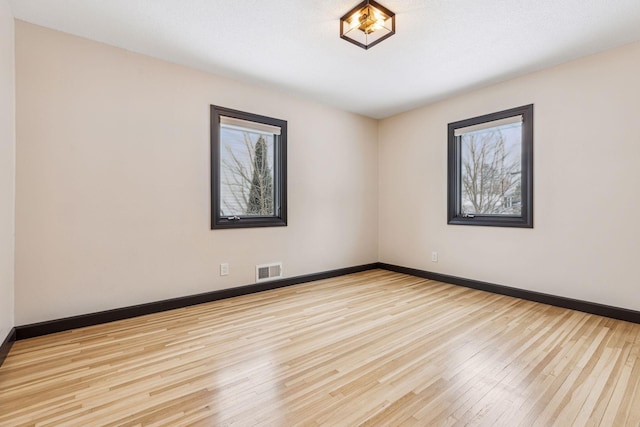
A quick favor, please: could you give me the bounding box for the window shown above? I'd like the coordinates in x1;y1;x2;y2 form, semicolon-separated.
211;106;287;229
448;104;533;228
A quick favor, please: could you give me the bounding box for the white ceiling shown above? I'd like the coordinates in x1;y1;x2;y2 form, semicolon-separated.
9;0;640;118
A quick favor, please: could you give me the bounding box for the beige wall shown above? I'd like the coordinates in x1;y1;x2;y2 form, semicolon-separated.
379;41;640;311
14;22;379;325
0;0;15;341
13;19;640;326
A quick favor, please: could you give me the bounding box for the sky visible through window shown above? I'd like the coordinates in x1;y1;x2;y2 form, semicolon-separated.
460;122;522;216
220;127;275;217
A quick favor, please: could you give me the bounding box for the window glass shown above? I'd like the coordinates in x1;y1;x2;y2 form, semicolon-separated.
448;104;533;228
211;106;287;229
220;125;275;217
460;120;522;216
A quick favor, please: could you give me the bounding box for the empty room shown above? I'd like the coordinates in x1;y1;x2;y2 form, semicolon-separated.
2;0;640;425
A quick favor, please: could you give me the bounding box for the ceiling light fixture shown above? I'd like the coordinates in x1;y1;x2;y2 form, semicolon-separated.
340;0;395;50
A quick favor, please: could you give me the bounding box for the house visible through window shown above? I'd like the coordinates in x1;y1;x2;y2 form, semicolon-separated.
211;106;287;229
448;104;533;228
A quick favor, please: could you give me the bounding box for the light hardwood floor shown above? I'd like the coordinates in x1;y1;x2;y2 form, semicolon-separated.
1;270;640;426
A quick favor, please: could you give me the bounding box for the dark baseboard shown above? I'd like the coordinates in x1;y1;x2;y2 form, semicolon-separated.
378;263;640;324
15;263;380;340
15;261;639;341
0;328;16;368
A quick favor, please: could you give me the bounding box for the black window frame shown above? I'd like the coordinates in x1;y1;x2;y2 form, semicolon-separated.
211;105;287;229
447;104;533;228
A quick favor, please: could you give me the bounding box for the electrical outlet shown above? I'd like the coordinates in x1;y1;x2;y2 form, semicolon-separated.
220;263;229;276
431;252;438;262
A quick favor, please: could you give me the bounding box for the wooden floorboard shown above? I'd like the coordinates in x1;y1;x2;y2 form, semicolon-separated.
1;270;640;426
